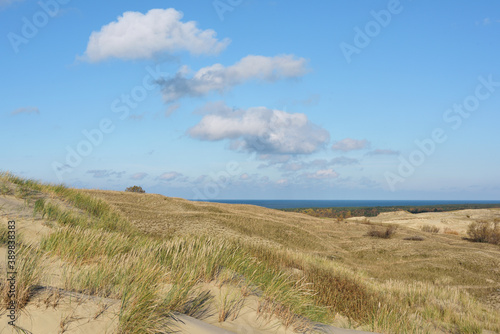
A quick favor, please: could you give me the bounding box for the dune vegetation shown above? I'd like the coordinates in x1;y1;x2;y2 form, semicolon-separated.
0;172;499;333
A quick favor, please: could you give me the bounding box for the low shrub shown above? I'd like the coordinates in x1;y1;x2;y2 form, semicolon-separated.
403;235;425;241
466;220;500;245
421;225;440;233
366;225;397;239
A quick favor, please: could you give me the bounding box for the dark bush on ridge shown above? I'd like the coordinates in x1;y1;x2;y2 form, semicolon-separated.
125;186;146;193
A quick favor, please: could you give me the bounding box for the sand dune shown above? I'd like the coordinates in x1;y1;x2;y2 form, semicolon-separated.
0;193;381;334
349;208;500;235
1;186;498;333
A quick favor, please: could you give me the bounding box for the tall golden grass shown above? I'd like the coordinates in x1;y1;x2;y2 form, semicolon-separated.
1;172;499;333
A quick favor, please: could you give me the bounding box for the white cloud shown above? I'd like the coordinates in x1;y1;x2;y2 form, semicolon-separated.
293;94;320;106
189;102;329;155
276;179;288;185
87;170;125;178
80;8;230;62
304;168;338;179
366;149;399;156
130;172;148;180
11;107;39;115
158;171;183;181
331;138;369;152
158;54;309;102
277;157;359;171
165;104;180;117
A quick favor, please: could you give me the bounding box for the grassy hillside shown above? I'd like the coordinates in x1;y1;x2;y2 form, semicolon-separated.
1;172;499;333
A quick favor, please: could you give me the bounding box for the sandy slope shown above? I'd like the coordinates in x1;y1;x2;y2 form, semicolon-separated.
0;290;120;334
0;195;120;333
1;194;381;334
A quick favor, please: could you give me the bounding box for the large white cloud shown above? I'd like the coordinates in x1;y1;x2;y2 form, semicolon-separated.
189;102;329;155
81;8;230;62
159;54;308;102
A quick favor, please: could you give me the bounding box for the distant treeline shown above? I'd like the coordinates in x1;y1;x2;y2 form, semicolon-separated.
281;203;500;219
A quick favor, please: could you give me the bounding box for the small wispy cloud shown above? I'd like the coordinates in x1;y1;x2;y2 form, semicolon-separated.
87;169;125;178
331;138;369;152
272;156;359;171
366;149;400;156
276;179;288;186
157;171;184;181
165;103;180;117
11;107;39;116
476;17;499;26
0;0;23;8
130;172;148;180
292;94;320;106
302;168;338;180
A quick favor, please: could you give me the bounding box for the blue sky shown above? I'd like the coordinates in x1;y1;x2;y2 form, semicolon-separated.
1;0;500;200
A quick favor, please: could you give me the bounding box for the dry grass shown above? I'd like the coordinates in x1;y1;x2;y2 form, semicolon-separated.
421;224;441;233
2;172;500;334
217;289;244;322
443;228;459;235
0;244;45;309
81;189;330;251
